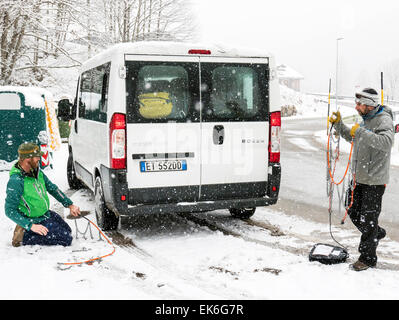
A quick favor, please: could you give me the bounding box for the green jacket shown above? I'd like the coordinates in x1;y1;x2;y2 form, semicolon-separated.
5;163;73;231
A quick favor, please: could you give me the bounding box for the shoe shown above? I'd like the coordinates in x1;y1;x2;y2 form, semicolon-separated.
350;260;373;271
12;225;25;247
377;228;386;240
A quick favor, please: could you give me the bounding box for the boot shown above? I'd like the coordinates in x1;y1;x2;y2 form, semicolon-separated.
377;227;386;240
350;260;373;272
12;225;25;247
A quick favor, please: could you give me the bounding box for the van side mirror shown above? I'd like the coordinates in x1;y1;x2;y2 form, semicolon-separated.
57;99;74;121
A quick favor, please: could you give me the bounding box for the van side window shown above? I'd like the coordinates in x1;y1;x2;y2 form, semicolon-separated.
99;63;110;114
79;62;110;123
79;70;91;119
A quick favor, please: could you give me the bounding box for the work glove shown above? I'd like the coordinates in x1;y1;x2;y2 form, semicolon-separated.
329;111;341;125
350;123;360;137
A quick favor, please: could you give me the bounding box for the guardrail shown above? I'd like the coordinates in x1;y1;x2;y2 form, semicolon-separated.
342;114;361;124
342;111;399;124
306;92;399;106
306;93;354;100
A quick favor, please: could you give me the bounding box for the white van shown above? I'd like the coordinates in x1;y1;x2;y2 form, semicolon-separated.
58;42;282;230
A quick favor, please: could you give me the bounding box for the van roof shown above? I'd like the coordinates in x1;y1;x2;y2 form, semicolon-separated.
83;41;273;68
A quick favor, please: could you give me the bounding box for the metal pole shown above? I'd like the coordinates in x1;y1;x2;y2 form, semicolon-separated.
327;78;332;136
336;37;344;110
381;72;384;105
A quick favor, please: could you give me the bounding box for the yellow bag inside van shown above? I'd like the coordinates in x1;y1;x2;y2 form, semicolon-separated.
138;92;173;119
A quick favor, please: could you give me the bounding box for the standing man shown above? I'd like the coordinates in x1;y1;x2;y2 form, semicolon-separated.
5;142;81;247
329;88;394;271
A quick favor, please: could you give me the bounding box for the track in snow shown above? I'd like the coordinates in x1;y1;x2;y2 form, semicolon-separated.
55;189;399;272
176;211;399;272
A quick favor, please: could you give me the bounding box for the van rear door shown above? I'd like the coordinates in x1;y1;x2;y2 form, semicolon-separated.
199;57;269;200
125;55;201;204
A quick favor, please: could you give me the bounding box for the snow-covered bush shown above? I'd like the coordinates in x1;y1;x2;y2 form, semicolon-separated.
280;84;327;118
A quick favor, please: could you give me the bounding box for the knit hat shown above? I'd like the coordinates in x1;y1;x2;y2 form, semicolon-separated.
18;142;44;159
355;88;379;107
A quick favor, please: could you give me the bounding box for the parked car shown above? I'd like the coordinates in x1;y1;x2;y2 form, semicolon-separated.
0;86;61;169
57;41;282;230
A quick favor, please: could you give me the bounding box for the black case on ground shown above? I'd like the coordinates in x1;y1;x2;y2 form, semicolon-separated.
309;243;349;265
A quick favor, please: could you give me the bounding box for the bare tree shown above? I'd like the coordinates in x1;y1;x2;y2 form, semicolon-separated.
0;0;84;84
98;0;197;44
0;1;29;84
384;59;399;102
0;0;197;85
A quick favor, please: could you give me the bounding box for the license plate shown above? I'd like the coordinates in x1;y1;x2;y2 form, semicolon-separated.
140;160;187;172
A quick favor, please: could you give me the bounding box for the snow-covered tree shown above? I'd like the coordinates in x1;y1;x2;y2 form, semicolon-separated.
97;0;196;44
384;59;399;101
0;0;81;84
0;0;197;85
0;0;30;84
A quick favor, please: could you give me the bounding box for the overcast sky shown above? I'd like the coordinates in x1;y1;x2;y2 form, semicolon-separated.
192;0;399;96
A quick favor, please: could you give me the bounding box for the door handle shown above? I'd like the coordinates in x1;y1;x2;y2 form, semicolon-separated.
213;125;224;145
74;120;78;134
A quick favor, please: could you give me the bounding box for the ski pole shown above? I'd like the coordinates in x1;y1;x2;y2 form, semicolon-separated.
381;72;384;105
326;79;332;197
327;78;332;136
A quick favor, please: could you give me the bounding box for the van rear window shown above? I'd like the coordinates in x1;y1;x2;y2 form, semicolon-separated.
126;61;268;123
0;93;21;110
126;62;199;123
201;63;268;122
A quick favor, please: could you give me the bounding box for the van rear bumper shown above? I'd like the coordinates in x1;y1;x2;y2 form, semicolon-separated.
101;164;281;217
125;196;277;216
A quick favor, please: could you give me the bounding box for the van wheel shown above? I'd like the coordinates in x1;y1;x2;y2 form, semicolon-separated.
229;208;256;220
94;176;119;231
67;153;83;190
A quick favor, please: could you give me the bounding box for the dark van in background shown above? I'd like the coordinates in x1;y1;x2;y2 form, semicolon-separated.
0;86;61;170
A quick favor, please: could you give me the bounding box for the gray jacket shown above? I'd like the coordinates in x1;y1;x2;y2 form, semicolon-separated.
334;105;394;185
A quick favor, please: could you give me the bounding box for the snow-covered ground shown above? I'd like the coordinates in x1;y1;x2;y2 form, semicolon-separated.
1;146;399;300
1;87;399;301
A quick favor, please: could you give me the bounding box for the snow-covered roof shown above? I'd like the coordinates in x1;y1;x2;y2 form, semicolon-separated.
0;86;54;109
83;41;274;67
277;64;304;80
0;85;61;151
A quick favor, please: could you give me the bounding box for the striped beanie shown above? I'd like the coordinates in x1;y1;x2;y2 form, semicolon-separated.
18;142;44;159
355;88;379;107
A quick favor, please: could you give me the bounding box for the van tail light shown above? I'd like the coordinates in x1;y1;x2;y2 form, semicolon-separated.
268;111;281;163
110;113;126;169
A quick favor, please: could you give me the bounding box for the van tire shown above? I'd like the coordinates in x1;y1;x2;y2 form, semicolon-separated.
229;207;256;220
94;176;119;231
67;153;84;190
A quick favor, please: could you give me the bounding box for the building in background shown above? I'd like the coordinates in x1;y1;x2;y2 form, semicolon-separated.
277;64;304;92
